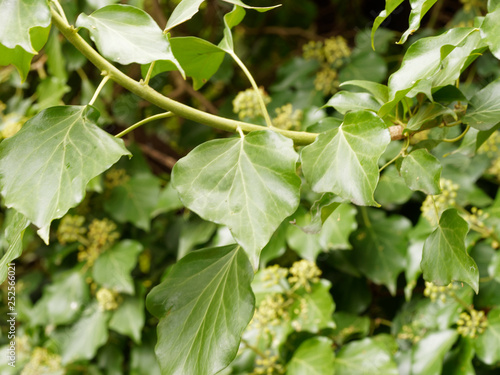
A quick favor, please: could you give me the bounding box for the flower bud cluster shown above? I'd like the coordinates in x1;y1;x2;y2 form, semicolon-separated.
456;309;488;338
96;287;121;311
261;264;288;287
105;168;130;189
288;259;322;292
253;294;290;330
251;352;285;375
77;218;120;266
314;67;340;95
397;324;422;344
421;178;459;225
423;281;458;303
57;215;86;244
272;104;303;130
0;112;26;139
478;131;500;158
22;347;63;375
232;87;271;120
463;206;490;229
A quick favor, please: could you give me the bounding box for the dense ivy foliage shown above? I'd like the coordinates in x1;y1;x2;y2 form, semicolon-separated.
1;0;500;374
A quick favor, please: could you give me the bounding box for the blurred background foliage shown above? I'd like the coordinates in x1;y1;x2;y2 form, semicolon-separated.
1;0;500;374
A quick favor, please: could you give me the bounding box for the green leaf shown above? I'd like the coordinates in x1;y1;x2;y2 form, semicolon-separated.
379;28;477;117
370;0;404;50
338;50;387;84
400;149;442;195
104;174;161;231
331;312;370;345
287;208;322;261
398;0;438;45
222;0;280;12
287;337;335;375
0;0;51;53
489;252;500;282
93;240;143;294
324;91;381;114
0;210;29;283
146;245;255;375
171;131;300;267
151;183;183;217
410;330;458;375
480;6;500;60
421;209;479;293
165;0;205;31
259;222;287;267
301;110;391;206
219;5;246;52
475;307;500;365
340;80;389;103
61;303;111;364
442;337;475;375
374;165;413;207
0;106;130;242
76;4;183;71
298;193;342;235
349;211;411;295
319;203;357;250
463;78;500;131
109;296;145;344
177;218;217;259
290;280;336;333
333;337;398;375
406;102;457;131
489;0;500;11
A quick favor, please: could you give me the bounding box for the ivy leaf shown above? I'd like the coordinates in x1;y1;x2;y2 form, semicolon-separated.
93;240;143;294
301;110;391;206
421;209;479;293
76;4;184;71
442;337;475;375
0;210;29;283
319;203;357;250
370;0;404;50
400;149;442;195
222;0;280;12
0;0;51;53
219;5;246;52
349;211;411;295
287;337;335;375
333;337;398;375
463;78;500;131
146;245;255;375
324;91;381;114
104;174;161;231
374;166;413;207
0;26;50;81
398;0;438;45
411;330;458;375
61;303;111;364
406;102;457;131
475;307;500;365
109;296;145;344
481;6;500;59
338;50;387;84
379;28;477;116
171;131;300;267
142;37;225;90
340;80;389;103
165;0;205;31
0;106;130;242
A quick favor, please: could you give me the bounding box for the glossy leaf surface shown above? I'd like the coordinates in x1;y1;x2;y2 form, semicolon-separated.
287;337;335;375
463;78;500;131
400;149;442;195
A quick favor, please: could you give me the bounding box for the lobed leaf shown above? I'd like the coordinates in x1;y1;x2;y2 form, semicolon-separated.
370;0;404;50
400;149;442;195
421;209;479;293
411;330;458;375
481;6;500;60
398;0;438;45
287;337;335;375
463;78;500;131
0;105;130;242
171;130;300;267
146;245;254;375
325;91;381;114
301;110;391;206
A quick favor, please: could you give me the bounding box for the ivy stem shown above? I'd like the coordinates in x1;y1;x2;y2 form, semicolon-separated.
360;206;372;228
241;338;267;358
50;0;69;25
88;74;110;106
49;8;317;145
229;52;274;128
143;61;156;86
115;112;174;138
431;196;440;223
450;292;474;313
379;135;409;173
442;125;470;143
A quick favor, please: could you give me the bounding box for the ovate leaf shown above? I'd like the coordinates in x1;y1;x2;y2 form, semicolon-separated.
340;80;389;103
301;110;391;206
463;78;500;131
287;337;335;375
0;210;29;283
480;6;500;59
76;4;183;71
400;149;442;195
93;240;143;294
333;337;398;375
421;209;479;293
219;5;246;52
319;203;357;250
398;0;439;45
165;0;205;31
411;330;458;375
0;0;51;53
406;102;457;131
0;106;130;240
370;0;405;50
109;296;145;344
475;307;500;365
146;245;255;375
172;131;300;267
324;91;381;114
349;211;411;295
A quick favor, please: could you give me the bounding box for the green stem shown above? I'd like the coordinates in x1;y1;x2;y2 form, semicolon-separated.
115;112;174;138
143;61;156;86
431;196;440;223
51;0;69;25
442;125;470;143
379;136;409;173
241;338;267;358
89;74;110;106
450;292;473;313
50;9;318;144
230;52;274;128
360;206;372;228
